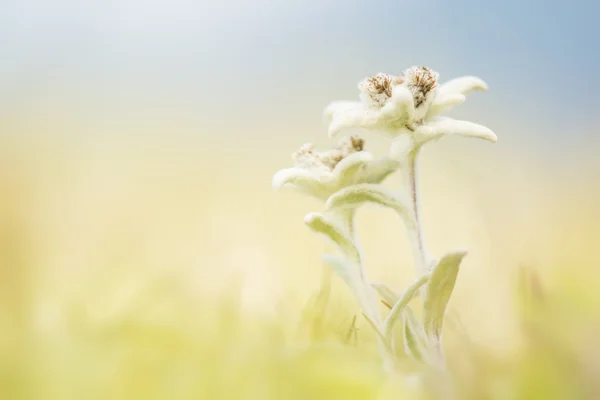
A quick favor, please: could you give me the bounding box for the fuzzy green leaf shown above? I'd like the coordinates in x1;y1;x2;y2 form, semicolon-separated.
403;307;427;361
372;283;400;308
361;313;393;354
321;254;360;298
304;212;360;264
325;184;413;226
423;251;467;339
383;274;430;339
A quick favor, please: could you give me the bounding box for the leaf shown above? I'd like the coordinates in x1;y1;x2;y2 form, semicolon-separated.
372;283;400;307
321;254;379;328
362;313;393;354
423;251;467;339
325;184;413;227
304;213;361;264
383;274;431;339
321;254;360;299
344;315;358;345
403;307;427;361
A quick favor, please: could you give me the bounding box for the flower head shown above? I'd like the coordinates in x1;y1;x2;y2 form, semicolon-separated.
292;136;364;174
273;136;399;200
325;67;496;148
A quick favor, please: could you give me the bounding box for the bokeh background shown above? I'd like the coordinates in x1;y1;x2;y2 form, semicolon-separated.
1;1;600;399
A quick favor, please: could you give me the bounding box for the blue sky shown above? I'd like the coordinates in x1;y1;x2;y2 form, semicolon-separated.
1;0;598;154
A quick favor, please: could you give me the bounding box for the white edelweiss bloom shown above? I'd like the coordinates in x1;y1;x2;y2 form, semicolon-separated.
326;66;496;147
272;136;400;201
324;72;413;138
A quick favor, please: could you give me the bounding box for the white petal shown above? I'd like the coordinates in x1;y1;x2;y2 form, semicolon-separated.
323;101;363;123
331;151;373;185
438;76;488;97
389;134;416;160
272;168;329;198
379;84;414;122
427;93;466;117
361;156;401;184
415;117;497;144
327;106;381;139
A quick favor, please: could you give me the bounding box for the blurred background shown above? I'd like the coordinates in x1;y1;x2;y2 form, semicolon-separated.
1;0;600;399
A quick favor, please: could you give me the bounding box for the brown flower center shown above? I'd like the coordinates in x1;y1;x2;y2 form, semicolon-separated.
404;66;439;107
293;136;365;172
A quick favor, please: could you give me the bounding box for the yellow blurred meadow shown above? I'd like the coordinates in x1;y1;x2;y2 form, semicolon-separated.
1;108;600;399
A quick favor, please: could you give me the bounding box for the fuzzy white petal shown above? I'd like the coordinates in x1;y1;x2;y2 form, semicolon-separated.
332;151;373;185
272;168;314;191
427;93;466;117
379;84;414;122
414;117;497;144
272;168;329;198
327;106;381;139
323;101;363;123
413;86;439;122
362;156;401;184
438;76;488;97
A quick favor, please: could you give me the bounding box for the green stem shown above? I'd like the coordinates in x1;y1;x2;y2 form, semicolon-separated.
335;209;395;370
399;146;448;372
399;147;433;277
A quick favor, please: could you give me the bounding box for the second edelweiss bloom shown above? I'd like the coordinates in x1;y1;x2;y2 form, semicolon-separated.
325;66;497;146
272;136;399;201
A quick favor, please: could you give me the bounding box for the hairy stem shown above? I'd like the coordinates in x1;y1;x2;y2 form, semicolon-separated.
335;209;394;369
399;146;449;372
399;147;433;277
334;209;380;320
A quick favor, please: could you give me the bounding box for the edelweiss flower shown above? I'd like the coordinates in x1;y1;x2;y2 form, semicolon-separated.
272;136;400;201
325;66;497;146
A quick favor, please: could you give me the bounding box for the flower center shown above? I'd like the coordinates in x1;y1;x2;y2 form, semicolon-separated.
358;73;403;108
404;66;439;108
293;136;365;173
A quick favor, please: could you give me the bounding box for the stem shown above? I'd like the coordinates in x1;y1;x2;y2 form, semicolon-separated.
339;210;381;320
339;208;356;239
335;209;394;370
399;146;449;373
334;210;377;317
399;147;433;277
